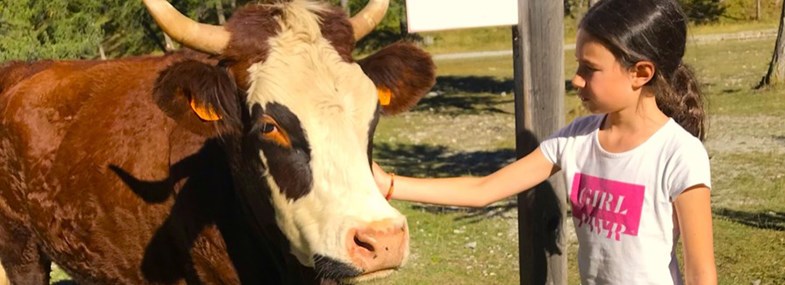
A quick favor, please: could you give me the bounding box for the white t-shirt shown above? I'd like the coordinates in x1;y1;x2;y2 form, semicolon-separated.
540;114;711;285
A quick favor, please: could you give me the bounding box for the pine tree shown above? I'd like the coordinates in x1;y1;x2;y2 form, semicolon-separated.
0;0;104;61
0;0;39;60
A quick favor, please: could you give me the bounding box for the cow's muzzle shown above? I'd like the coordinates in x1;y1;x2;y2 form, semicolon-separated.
313;218;409;282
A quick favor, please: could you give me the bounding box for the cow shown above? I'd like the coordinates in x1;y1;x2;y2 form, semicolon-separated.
0;0;435;284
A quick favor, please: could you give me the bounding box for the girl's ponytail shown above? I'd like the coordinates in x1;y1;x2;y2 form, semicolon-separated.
656;64;706;141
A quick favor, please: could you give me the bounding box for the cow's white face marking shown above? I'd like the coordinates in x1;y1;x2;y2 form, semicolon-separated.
244;1;406;268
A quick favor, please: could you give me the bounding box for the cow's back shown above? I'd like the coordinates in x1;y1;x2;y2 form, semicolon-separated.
0;57;167;219
0;54;239;284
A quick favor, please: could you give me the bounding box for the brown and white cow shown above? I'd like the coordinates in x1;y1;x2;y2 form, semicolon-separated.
0;0;435;284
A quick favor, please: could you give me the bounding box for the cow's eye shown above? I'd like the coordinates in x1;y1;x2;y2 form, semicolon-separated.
260;115;291;148
261;123;276;134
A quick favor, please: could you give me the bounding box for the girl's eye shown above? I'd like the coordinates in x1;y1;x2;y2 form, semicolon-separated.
262;123;276;134
577;64;597;75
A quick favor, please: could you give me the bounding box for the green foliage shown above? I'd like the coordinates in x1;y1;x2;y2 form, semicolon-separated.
721;0;784;22
0;0;104;61
325;0;410;53
563;0;585;19
679;0;727;24
99;0;253;58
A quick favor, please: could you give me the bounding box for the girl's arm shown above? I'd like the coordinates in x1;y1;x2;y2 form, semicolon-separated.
674;185;717;285
373;147;559;208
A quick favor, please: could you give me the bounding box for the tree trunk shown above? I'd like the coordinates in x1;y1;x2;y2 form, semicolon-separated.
757;0;762;21
164;34;176;52
216;0;226;24
399;2;408;36
341;0;349;13
99;44;107;60
758;1;785;88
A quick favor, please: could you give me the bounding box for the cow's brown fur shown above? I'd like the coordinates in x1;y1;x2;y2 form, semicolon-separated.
0;1;435;284
1;53;239;284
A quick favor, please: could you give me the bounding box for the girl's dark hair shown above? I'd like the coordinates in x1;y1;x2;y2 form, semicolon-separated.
580;0;706;141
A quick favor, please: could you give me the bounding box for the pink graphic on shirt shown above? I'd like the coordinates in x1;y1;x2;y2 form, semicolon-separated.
570;173;645;241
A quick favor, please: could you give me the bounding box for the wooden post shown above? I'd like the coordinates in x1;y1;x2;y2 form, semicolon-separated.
513;0;567;284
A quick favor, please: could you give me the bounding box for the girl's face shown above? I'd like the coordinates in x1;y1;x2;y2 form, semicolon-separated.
571;30;638;114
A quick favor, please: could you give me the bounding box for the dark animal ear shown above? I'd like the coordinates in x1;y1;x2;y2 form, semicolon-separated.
358;41;436;115
153;60;241;136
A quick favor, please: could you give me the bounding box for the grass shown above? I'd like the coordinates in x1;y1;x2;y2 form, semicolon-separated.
368;31;785;284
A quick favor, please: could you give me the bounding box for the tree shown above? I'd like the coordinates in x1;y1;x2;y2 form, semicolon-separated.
0;0;408;61
97;0;251;58
0;0;104;61
758;1;785;88
215;0;227;24
337;0;410;53
340;0;350;13
678;0;726;24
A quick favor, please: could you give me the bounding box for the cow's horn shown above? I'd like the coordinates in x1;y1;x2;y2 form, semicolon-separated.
142;0;230;54
348;0;390;40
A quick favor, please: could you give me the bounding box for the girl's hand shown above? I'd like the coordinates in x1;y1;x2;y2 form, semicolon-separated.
371;161;392;196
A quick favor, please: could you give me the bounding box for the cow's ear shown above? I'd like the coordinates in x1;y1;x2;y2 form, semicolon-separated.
358;41;436;115
153;60;241;136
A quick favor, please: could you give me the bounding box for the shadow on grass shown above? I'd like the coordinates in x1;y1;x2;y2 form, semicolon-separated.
413;76;513;115
417;76;579;116
433;76;579;93
410;200;519;224
373;142;515;178
714;208;785;231
773;135;785;145
52;281;77;285
434;76;514;94
373;142;517;223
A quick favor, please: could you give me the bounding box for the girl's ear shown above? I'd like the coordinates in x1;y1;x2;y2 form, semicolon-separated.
631;61;655;88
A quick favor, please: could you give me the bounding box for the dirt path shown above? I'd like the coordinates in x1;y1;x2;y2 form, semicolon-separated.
432;29;778;61
705;115;785;154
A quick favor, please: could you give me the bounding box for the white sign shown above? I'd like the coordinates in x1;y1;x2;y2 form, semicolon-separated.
406;0;519;33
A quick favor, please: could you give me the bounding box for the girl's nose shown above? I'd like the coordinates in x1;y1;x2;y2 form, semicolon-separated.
571;74;585;89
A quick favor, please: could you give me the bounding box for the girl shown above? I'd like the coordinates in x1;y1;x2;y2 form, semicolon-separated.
372;0;716;284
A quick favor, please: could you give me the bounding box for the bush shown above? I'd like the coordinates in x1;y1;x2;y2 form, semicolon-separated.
679;0;727;24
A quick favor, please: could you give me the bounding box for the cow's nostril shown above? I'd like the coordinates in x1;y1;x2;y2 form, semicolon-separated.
354;234;375;252
346;221;408;274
